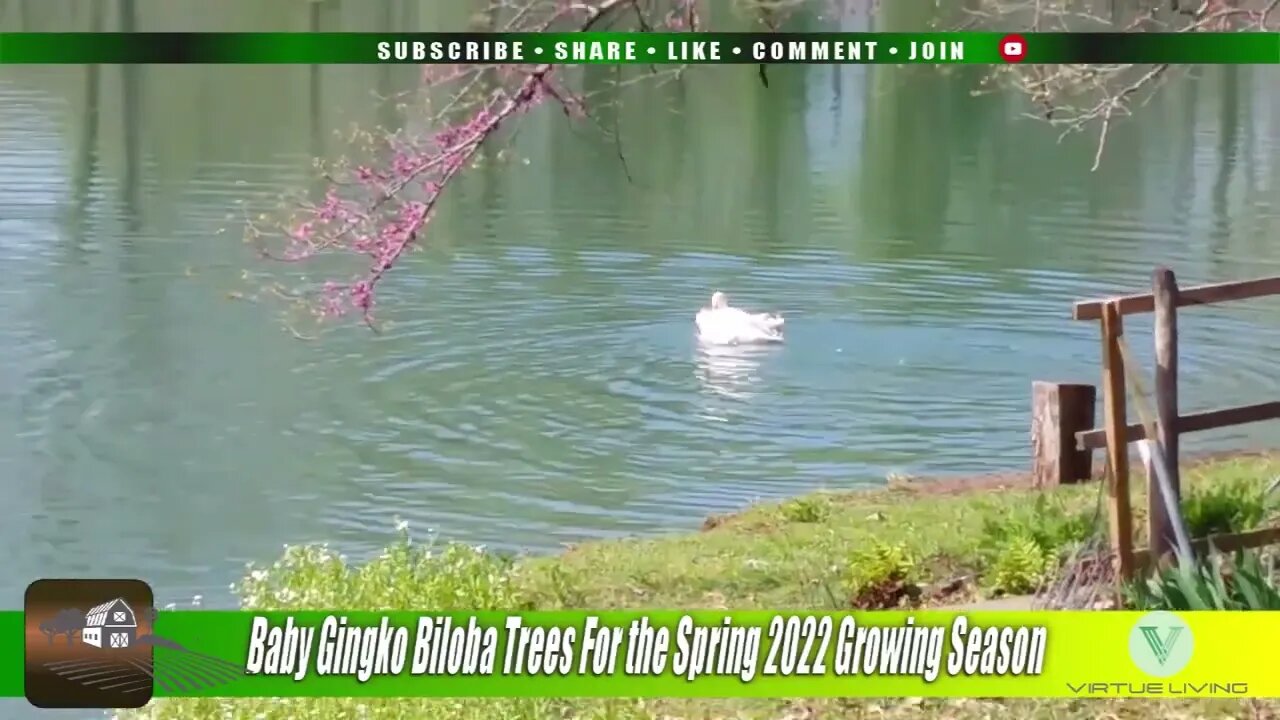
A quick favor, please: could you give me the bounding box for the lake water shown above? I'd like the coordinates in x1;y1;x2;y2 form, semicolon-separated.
2;0;1279;624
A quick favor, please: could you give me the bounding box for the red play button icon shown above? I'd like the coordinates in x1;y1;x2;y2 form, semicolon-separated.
999;34;1027;63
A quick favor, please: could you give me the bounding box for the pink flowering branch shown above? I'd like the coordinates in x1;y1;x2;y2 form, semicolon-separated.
245;0;705;329
243;0;808;330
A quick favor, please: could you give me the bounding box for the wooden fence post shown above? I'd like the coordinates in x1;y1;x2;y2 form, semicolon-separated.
1150;267;1182;564
1101;301;1135;581
1031;381;1097;487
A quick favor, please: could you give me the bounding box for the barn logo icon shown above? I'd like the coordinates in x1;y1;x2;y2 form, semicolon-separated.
82;598;138;649
25;579;243;709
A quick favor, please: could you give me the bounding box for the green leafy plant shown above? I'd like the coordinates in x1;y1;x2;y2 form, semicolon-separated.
987;534;1052;595
847;541;918;608
780;496;831;523
1180;479;1271;539
1126;548;1280;611
977;494;1092;568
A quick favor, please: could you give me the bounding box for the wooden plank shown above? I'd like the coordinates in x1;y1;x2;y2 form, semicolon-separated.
1101;302;1135;581
1073;275;1280;321
1149;267;1181;563
1031;382;1097;487
1075;400;1280;451
1134;526;1280;570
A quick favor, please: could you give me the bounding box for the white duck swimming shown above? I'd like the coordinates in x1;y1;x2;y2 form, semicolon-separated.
695;291;784;345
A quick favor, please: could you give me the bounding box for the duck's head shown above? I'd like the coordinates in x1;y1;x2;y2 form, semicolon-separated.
710;291;727;309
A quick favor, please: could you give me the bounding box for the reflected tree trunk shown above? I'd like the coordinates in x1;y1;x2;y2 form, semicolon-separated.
69;0;106;257
1209;65;1239;267
1239;69;1257;205
112;0;171;393
309;1;323;158
754;70;784;252
1169;76;1199;232
859;66;952;259
120;0;142;235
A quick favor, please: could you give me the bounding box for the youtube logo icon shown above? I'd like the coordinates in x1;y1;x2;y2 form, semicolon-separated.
999;34;1027;63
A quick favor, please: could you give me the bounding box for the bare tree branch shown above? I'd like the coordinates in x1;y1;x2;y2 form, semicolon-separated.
954;0;1276;172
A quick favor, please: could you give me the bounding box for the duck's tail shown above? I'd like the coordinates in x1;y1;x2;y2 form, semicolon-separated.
759;314;785;330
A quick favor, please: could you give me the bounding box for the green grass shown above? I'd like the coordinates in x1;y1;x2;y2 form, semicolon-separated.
119;453;1280;720
1180;473;1278;538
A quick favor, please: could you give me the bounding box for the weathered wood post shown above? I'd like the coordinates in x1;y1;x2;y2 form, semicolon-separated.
1031;381;1097;487
1150;267;1182;565
1101;301;1135;581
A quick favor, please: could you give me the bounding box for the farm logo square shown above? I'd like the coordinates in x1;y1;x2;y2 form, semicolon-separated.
24;578;155;708
25;578;245;708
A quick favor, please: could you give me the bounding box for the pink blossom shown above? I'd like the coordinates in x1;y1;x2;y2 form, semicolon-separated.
352;232;378;256
400;201;428;224
350;281;373;313
316;189;343;222
391;152;423;178
434;126;462;149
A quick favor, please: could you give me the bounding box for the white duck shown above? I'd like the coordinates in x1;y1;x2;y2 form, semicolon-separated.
695;291;784;345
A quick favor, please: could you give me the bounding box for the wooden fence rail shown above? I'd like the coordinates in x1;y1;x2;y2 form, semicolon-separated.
1031;269;1280;580
1075;401;1280;450
1072;275;1280;321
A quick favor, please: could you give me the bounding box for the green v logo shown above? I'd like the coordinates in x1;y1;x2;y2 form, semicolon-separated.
1139;626;1183;665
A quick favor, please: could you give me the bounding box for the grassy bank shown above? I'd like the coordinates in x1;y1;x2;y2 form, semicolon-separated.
122;453;1280;720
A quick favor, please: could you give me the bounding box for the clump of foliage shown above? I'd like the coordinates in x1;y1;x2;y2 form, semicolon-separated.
975;494;1093;585
848;540;919;609
986;534;1053;596
233;524;524;612
1179;477;1273;539
1126;549;1280;611
780;496;831;523
117;523;654;720
977;491;1090;561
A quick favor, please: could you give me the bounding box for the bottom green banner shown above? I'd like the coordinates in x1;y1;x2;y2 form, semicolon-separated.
12;608;1279;702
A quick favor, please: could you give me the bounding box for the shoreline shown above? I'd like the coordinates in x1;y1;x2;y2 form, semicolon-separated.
700;446;1276;530
125;449;1280;720
873;446;1276;496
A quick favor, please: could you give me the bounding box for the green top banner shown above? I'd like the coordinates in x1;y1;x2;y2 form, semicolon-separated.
6;607;1280;709
0;32;1276;64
